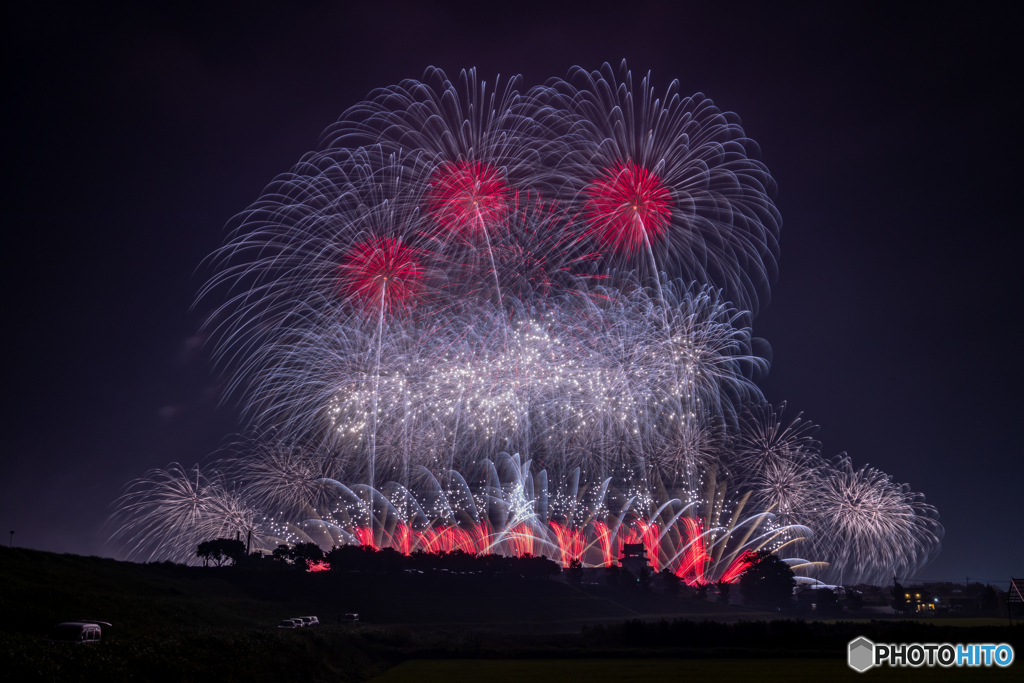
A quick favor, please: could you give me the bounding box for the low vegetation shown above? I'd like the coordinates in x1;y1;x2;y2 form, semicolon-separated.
1;547;1019;682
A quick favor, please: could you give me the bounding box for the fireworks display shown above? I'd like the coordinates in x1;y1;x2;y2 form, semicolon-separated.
114;62;942;586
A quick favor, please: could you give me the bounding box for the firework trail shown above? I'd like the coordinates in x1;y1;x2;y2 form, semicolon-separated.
239;279;764;492
113;64;941;584
197;148;428;392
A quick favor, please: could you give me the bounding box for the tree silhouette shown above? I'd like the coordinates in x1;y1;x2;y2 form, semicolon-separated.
196;538;246;567
815;587;843;616
739;549;795;610
716;579;732;604
565;558;583;586
287;542;325;569
660;569;681;596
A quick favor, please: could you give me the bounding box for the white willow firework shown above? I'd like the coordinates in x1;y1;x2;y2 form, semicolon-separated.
733;402;825;526
111;463;266;562
809;458;943;585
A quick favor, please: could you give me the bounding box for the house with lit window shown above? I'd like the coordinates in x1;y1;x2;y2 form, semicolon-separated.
901;586;935;612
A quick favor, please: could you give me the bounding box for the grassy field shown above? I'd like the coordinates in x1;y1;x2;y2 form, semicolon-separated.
1;546;1019;681
0;546;777;634
804;617;1012;628
0;546;768;681
372;658;1020;682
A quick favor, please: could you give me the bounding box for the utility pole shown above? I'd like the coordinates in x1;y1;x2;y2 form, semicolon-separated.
8;531;13;548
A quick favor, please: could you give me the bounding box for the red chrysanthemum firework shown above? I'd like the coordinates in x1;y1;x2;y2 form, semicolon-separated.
425;160;510;241
339;236;422;314
584;159;673;256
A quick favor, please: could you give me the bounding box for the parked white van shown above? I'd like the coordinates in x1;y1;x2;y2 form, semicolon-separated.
47;622;104;644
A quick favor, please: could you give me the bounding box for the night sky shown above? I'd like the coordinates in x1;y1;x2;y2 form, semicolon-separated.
4;2;1021;583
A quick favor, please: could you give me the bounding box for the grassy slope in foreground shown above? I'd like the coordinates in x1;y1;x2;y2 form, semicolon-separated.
0;546;760;681
3;547;1018;682
0;546;770;633
373;658;1020;683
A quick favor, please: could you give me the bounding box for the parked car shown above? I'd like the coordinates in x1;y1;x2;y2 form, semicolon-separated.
47;622;105;644
340;613;359;622
298;616;319;626
277;618;303;629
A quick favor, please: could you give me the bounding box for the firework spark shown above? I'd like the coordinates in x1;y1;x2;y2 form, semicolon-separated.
111;463;266;562
536;61;781;313
426;160;510;241
810;458;943;585
112;65;941;586
339;236;423;315
584;159;673;257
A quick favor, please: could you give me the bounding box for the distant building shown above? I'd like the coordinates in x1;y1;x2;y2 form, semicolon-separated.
900;587;936;613
618;543;650;576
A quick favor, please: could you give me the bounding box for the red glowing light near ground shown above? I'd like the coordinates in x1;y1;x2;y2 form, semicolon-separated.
419;526;486;555
425;160;510;241
307;560;330;572
592;521;616;567
358;524;491;556
351;525;379;549
632;518;662;572
391;524;414;556
674;517;712;584
341;517;752;583
339;236;423;314
507;524;535;558
717;550;756;584
584;159;673;256
549;520;586;564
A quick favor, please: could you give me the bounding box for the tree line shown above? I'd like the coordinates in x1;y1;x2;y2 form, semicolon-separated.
196;539;796;608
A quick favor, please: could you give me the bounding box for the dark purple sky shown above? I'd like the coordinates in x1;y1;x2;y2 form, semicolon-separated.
3;2;1021;583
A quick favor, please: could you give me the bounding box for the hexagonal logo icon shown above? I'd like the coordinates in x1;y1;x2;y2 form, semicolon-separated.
848;637;875;672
